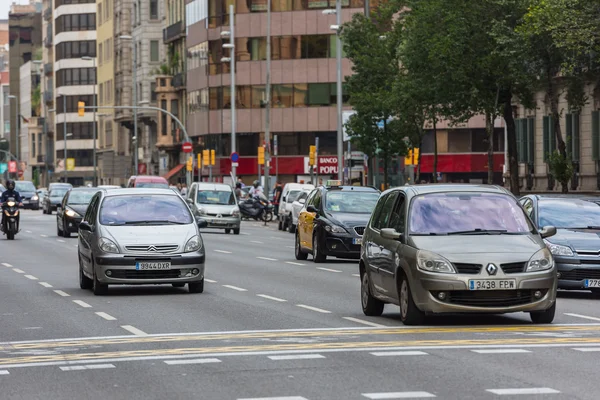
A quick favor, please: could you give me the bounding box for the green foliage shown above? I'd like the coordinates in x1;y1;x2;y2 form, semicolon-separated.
546;150;573;193
31;84;41;117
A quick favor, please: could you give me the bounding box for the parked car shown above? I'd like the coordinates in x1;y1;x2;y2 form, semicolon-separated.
127;175;169;189
97;185;121;190
36;188;48;206
49;182;73;191
360;184;558;325
289;189;313;233
57;187;99;237
77;188;208;295
15;180;40;210
186;182;241;234
277;183;315;232
43;187;69;214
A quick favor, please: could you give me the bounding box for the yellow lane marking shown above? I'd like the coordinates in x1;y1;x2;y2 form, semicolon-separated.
2;325;600;351
3;336;600;366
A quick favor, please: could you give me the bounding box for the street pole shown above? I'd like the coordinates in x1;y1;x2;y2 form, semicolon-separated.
63;94;67;183
229;4;236;183
264;0;272;197
92;59;97;186
133;41;138;176
335;0;343;181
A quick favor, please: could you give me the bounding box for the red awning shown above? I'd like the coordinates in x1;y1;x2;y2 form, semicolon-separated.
163;164;185;180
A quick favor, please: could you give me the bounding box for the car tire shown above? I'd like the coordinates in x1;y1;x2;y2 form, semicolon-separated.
63;222;71;238
233;228;240;235
361;270;384;316
79;256;93;290
278;219;283;230
295;232;308;260
188;279;204;293
225;229;231;234
312;234;326;263
57;219;63;237
398;273;425;325
530;302;556;324
172;283;186;288
92;266;109;296
288;223;296;233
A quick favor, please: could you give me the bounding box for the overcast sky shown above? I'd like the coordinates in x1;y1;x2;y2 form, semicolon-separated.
1;1;12;21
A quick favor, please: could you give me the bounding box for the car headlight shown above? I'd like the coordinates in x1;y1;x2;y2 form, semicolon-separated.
196;207;206;216
324;224;347;233
416;250;456;274
31;195;38;201
543;239;573;256
65;208;79;217
232;208;240;217
184;235;203;252
527;247;554;272
98;237;119;254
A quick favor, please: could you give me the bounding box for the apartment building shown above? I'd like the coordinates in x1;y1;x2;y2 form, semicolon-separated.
1;19;9;142
52;0;97;185
41;0;54;186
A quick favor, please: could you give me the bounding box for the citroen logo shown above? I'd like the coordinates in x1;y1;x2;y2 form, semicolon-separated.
486;263;498;276
147;246;158;252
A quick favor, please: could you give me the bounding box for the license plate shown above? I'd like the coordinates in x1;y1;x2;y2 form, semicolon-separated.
135;262;171;270
469;279;516;290
22;200;29;204
353;238;362;245
212;219;227;225
585;279;600;288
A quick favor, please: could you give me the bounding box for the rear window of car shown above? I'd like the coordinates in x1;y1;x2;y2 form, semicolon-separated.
15;181;36;192
99;194;193;225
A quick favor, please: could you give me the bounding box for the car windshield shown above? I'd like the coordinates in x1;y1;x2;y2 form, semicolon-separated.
15;181;36;192
197;190;235;205
287;190;301;202
51;189;68;198
324;191;379;213
135;182;169;188
99;194;193;225
409;192;532;235
67;190;98;205
538;199;600;228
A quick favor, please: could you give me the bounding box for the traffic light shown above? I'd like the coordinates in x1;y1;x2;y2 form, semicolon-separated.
258;146;265;165
78;101;85;117
405;149;413;166
202;149;209;166
197;153;202;168
186;156;193;172
309;145;316;166
412;148;420;165
210;149;215;166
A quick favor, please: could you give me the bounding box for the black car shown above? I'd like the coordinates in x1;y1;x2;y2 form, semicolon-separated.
56;187;99;237
296;181;380;262
520;194;600;293
15;181;40;210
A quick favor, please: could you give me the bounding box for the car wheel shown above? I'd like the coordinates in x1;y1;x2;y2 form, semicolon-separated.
63;222;71;238
530;302;556;324
312;234;326;263
233;228;240;235
79;256;92;290
225;228;231;234
288;223;296;233
398;273;425;325
295;232;308;260
172;283;186;288
278;219;283;230
361;270;384;316
57;219;63;237
92;264;109;295
188;279;204;293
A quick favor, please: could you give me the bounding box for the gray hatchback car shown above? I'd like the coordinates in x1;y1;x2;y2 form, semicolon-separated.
77;188;208;295
360;184;558;325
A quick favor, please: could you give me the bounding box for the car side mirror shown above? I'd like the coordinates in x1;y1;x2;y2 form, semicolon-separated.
186;198;194;204
79;221;93;232
539;225;557;239
299;198;306;204
196;217;208;228
282;196;286;202
381;228;403;241
306;205;318;213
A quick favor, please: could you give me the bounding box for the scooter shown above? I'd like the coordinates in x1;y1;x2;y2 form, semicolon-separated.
239;194;274;222
2;197;20;240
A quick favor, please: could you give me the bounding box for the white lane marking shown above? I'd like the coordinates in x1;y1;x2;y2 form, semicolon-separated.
343;317;388;328
39;282;53;288
121;325;148;336
25;230;31;233
238;397;308;400
362;392;436;399
240;232;250;235
352;273;360;277
268;354;325;361
250;240;264;244
95;312;117;321
40;234;48;237
1;263;12;267
472;349;531;354
0;370;9;375
12;269;25;274
214;250;232;254
74;245;78;248
573;347;600;352
296;304;331;314
257;294;287;302
222;285;248;292
285;261;305;266
164;358;221;365
60;364;116;371
370;351;429;356
286;246;294;249
486;388;560;395
316;267;342;273
205;279;217;283
73;300;92;308
57;239;65;243
23;327;42;330
257;256;277;261
564;313;600;322
24;275;38;280
53;290;70;297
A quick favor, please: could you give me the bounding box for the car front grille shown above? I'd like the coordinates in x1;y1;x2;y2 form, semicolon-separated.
560;269;600;281
443;290;540;307
109;269;182;279
501;262;527;274
453;263;482;274
125;245;179;254
353;226;365;236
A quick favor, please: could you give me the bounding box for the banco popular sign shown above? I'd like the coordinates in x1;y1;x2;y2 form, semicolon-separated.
304;156;338;175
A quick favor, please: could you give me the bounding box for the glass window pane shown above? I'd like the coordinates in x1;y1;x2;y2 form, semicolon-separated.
150;40;159;62
272;84;293;108
236;86;252;109
294;84;308;107
251;38;267;60
308;83;330;106
209;87;221;110
251;85;265;108
223;86;231;109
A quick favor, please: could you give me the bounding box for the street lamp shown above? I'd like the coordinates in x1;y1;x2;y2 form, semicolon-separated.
119;35;138;176
7;95;19;169
221;6;237;183
81;56;97;186
264;0;272;195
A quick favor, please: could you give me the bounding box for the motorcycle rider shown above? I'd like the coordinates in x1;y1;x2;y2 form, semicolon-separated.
0;180;23;232
248;180;264;198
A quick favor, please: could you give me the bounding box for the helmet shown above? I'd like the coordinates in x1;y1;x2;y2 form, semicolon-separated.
253;180;259;188
6;180;14;191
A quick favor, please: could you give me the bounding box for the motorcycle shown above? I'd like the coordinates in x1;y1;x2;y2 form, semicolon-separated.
2;197;20;240
239;193;274;222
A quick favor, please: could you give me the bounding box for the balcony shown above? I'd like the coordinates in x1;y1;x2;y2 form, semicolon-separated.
37;154;45;163
37;117;45;127
172;73;185;90
44;26;52;48
163;20;185;44
44;63;53;75
44;90;54;105
43;2;52;20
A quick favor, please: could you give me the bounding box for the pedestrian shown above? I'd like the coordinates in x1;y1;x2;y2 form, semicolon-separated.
177;183;182;193
272;181;283;216
237;178;245;188
234;182;243;200
181;183;188;197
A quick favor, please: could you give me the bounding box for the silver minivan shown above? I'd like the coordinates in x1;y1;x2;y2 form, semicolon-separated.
186;182;241;234
360;184;558;325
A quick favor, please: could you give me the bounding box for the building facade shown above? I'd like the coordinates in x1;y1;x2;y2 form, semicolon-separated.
0;20;9;142
41;0;54;186
19;60;43;182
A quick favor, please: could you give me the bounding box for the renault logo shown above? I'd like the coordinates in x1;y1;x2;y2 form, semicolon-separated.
486;263;498;275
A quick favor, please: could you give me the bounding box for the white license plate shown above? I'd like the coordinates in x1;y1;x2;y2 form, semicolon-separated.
585;279;600;288
135;262;171;270
353;238;362;245
469;279;516;290
22;200;29;204
213;219;227;224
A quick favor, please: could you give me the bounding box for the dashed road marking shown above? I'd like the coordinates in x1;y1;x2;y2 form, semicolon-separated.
257;256;277;261
240;232;250;235
0;370;8;375
564;313;600;322
486;388;560;395
352;274;360;277
60;364;116;371
12;269;25;274
343;317;388;328
238;397;308;400
39;282;53;288
286;246;294;249
296;304;331;314
573;347;600;352
24;275;38;280
121;325;148;336
257;294;287;302
370;351;429;356
96;312;117;321
57;239;65;243
214;250;232;254
1;263;12;267
164;358;221;365
40;234;48;238
222;285;248;292
362;392;436;399
285;261;305;266
53;290;70;297
205;279;217;283
472;349;531;354
316;267;341;273
25;230;31;233
268;354;325;361
250;240;264;244
73;300;92;308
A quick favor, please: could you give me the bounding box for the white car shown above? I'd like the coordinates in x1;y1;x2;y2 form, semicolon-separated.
289;191;311;233
277;183;314;231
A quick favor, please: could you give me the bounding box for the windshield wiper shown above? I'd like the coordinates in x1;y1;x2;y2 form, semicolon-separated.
410;232;447;236
122;220;185;225
566;226;600;230
446;229;509;235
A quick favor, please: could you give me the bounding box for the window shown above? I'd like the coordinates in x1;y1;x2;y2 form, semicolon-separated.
161;100;168;135
150;40;159;62
99;43;103;64
150;0;159;19
55;41;97;61
105;120;113;147
542;115;556;163
271;84;293;108
566;113;580;162
31;133;36;157
56;149;95;166
55;14;96;33
98;3;103;25
514;118;534;163
390;194;406;233
592;111;600;161
56;122;95;140
372;192;398;229
56;68;96;87
57;95;97;113
308;83;329;106
150;82;157;102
